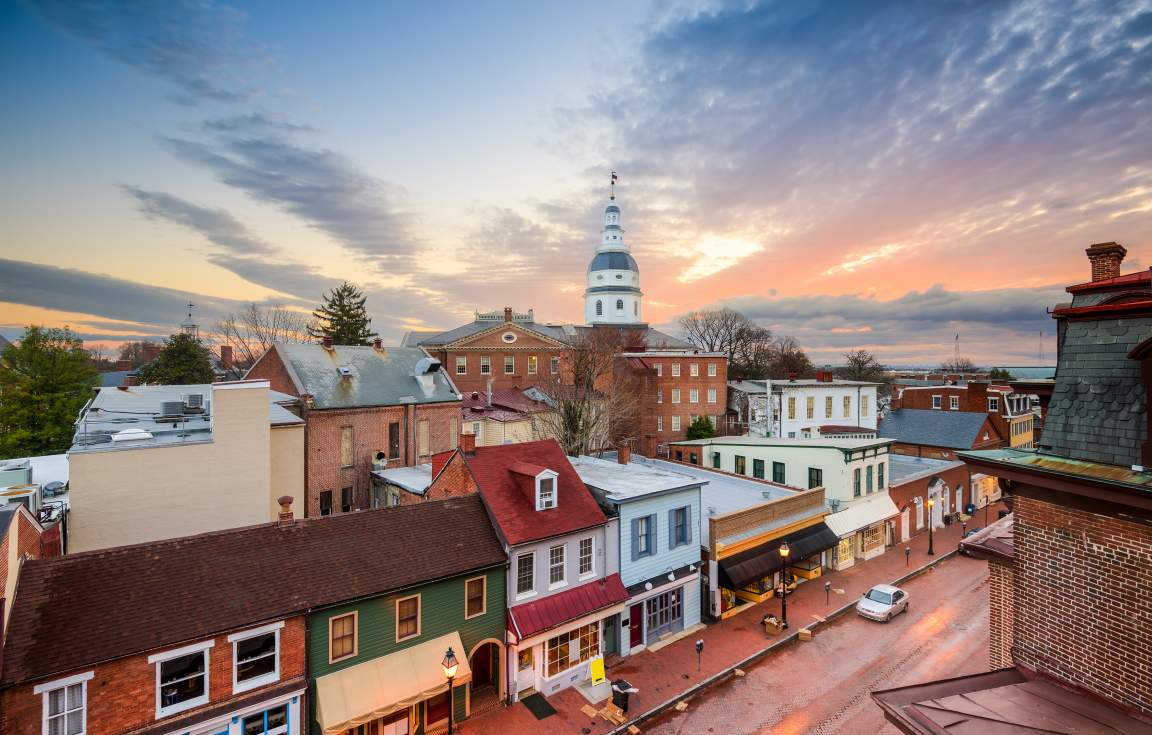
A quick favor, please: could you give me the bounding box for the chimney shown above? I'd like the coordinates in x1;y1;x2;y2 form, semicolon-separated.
969;381;989;405
617;444;632;465
124;374;139;387
1086;241;1126;282
503;307;513;323
277;495;295;527
143;342;162;362
372;337;383;351
322;336;334;350
220;345;233;369
788;372;797;382
460;432;477;457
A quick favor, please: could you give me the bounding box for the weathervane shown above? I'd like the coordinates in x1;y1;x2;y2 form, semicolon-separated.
610;170;618;200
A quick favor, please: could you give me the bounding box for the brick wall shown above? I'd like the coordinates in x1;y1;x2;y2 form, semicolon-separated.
1013;491;1152;716
635;356;728;457
988;559;1014;669
410;452;479;505
0;617;306;735
15;513;41;560
887;464;972;540
245;346;299;396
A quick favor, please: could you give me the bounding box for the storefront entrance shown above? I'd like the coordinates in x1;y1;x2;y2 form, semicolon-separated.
644;588;684;644
629;604;644;648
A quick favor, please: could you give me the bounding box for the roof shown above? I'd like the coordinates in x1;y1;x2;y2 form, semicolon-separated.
269;402;304;426
375;464;433;494
462;387;549;423
588;251;639;272
825;494;899;537
0;506;17;545
989;366;1057;380
819;424;878;435
1;495;505;686
879;409;994;450
672;436;893;452
959;513;1014;562
872;667;1152;734
507;573;628;641
887;454;965;485
718;522;839;588
271;343;459;409
729;378;881;390
416;319;571;346
1066;268;1151;294
959;447;1152;497
463;440;607;546
571;455;701;502
98;370;131;388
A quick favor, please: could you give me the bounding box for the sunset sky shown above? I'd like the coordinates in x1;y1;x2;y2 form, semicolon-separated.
2;0;1150;365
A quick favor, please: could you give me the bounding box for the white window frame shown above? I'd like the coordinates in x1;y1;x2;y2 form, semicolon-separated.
480;355;491;375
707;363;717;377
548;544;566;589
671;363;681;377
950;395;959;410
455;356;467;375
671;389;681;404
931;395;942;409
707;388;717;404
464;575;487;619
689;388;699;404
656;388;663;404
36;672;93;735
690;363;699;377
988;396;1000;412
504;355;515;374
395;593;422;643
536;471;558;510
655;364;663;377
578;537;594;578
149;640;214;719
657;416;664;432
550;356;560;374
527;355;538;375
228;621;284;694
516;552;536;598
671;415;681;431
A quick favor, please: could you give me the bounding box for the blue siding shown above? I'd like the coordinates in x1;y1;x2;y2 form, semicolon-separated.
616;487;702;587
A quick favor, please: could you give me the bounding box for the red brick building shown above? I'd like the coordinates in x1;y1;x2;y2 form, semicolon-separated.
620;350;729;457
873;242;1152;730
885;455;973;543
246;340;462;517
891;381;1036;448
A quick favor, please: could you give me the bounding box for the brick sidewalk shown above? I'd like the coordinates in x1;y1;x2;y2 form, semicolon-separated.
461;508;1003;735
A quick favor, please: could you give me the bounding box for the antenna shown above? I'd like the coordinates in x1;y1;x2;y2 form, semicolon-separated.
610;170;618;201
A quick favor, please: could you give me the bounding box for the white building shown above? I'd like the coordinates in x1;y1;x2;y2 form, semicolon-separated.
728;373;881;439
584;196;643;325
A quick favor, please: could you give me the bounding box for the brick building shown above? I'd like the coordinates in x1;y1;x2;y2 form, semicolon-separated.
620;350;729;457
873;241;1152;730
878;407;1004;459
0;506;45;632
884;455;973;543
891;381;1036;448
246;340;462;517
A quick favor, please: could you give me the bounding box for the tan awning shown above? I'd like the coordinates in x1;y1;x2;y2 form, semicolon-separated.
315;631;472;735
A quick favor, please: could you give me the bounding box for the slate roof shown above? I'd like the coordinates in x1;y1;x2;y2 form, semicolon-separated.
463;440;607;546
462;387;550;423
271;343;459;409
1;495;504;686
1039;316;1152;467
879;409;994;450
416;319;691;350
417;320;571;346
507;573;628;641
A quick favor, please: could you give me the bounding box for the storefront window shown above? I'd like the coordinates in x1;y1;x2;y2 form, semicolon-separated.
425;691;450;728
545;623;599;677
518;648;533;671
243;705;287;735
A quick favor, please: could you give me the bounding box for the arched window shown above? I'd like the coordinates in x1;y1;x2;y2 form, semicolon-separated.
616;299;624;311
595;300;603;316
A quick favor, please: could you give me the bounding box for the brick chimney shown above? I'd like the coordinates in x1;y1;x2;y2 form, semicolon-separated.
219;345;233;369
1086;242;1126;282
372;337;383;351
460;432;477;457
277;495;295;527
618;444;632;465
504;307;513;323
322;336;334;350
142;341;162;362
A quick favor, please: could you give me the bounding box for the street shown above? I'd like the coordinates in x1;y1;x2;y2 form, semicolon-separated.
644;554;991;735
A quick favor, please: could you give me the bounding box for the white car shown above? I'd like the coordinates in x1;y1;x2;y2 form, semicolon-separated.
856;583;909;622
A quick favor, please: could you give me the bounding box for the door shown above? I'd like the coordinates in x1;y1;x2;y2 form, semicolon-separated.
603;614;619;656
472;643;493;688
516;647;535;693
915;499;924;530
629;603;644;648
645;589;684;644
901;509;910;542
955;487;962;515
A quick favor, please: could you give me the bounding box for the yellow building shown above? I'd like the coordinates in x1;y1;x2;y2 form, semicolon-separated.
68;380;304;551
461;387;550;447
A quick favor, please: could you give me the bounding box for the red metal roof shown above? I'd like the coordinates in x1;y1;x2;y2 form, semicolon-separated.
1052;298;1152;318
508;573;628;641
464;440;607;546
1065;269;1151;293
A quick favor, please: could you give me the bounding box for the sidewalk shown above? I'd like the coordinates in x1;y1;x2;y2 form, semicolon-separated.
461;507;1003;735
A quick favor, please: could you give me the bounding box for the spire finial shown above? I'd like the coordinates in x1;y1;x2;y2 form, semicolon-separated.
610;170;617;201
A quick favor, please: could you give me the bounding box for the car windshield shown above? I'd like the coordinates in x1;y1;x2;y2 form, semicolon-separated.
866;589;893;604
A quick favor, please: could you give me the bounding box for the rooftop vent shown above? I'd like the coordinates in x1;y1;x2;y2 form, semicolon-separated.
337;365;355;378
111;428;154;443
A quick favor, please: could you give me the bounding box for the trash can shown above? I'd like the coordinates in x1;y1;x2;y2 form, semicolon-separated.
611;679;638;713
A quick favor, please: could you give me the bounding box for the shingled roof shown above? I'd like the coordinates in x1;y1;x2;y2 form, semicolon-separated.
1;496;504;687
879;409;997;450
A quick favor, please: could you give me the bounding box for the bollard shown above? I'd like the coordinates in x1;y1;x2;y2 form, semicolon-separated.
905;546;911;567
825;580;831;605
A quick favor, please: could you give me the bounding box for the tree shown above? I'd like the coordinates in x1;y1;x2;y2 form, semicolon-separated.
117;341;154;369
989;368;1015;381
838;349;886;382
939;357;978;373
685;415;717;440
0;326;98;456
678;307;814;379
308;282;376;345
136;333;215;385
213;303;314;368
765;336;814;379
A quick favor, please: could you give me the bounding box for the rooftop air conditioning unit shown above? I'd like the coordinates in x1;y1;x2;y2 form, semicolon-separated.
0;484;41;516
184;393;205;412
160;401;186;418
372;451;388;472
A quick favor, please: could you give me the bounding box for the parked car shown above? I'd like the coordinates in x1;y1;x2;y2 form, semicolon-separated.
856;583;909;622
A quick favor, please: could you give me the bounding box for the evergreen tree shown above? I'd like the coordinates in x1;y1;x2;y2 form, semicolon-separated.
0;326;98;456
308;282;377;345
685;415;717;440
137;332;216;385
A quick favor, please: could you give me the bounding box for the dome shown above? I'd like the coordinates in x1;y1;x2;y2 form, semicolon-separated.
589;251;639;273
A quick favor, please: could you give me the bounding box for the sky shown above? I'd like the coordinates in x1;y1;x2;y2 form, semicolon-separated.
1;0;1150;366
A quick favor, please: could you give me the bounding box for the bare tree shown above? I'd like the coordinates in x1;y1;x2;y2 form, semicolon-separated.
939;357;979;373
679;308;773;363
839;349;886;381
117;341;152;369
212;303;314;369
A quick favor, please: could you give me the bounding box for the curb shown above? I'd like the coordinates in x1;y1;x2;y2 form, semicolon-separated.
605;548;961;734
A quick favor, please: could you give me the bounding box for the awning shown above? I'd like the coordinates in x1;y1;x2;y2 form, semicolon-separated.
825;495;899;537
718;522;839;589
315;631;472;735
508;573;629;642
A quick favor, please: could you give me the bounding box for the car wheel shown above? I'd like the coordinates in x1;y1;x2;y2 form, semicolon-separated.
885;613;891;623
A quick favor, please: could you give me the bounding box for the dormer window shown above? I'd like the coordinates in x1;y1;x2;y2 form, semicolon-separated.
537;474;557;510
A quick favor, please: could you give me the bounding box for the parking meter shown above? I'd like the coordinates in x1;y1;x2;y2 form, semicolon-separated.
904;546;911;567
695;639;704;671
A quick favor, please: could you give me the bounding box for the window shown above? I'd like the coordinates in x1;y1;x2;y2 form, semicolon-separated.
465;577;486;618
735;455;747;475
516;553;535;595
806;396;814;419
752;458;765;479
671;415;681;431
36;673;92;735
825;396;833;418
319;491;333;516
866;465;874;493
242;705;287;735
988;396;1000;412
418;419;429;457
634;302;639;316
671;388;681;403
501;332;517;343
537;475;556;510
546;622;599;677
655;364;663;377
504;355;515;374
616;299;624;311
635;515;655;558
455;356;467;375
707;363;717;377
689;388;699;404
932;395;942;410
878;462;886;489
843;395;851;418
480;355;491;374
549;544;566;586
340;486;353;514
788;397;796;419
329;613;357;662
657;416;664;432
656;388;663;403
231;623;282;692
396;594;421;641
772;461;785;484
527;355;538;374
808;467;823;489
579;537;594;576
518;649;533;671
450;417;458;449
950;396;959;410
388;422;400;459
670;506;690;547
854;468;862;497
551;355;560;374
671;363;681;377
426;690;450;728
690;363;699;377
595;300;603;316
707;388;717;404
153;643;211;716
862;397;870;417
340;426;354;468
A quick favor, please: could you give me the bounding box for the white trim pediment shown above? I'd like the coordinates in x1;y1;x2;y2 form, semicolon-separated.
444;322;569;350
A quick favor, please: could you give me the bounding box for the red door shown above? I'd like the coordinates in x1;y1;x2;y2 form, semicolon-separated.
629;603;643;648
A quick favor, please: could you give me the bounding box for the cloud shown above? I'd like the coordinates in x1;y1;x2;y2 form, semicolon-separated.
202;112;316;135
26;0;260;103
122;185;276;257
679;237;763;282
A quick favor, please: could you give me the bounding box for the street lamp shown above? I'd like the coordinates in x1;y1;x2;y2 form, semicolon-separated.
926;497;936;556
778;541;791;629
442;647;459;735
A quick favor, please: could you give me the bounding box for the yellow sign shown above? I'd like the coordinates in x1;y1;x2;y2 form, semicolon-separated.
590;656;606;686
